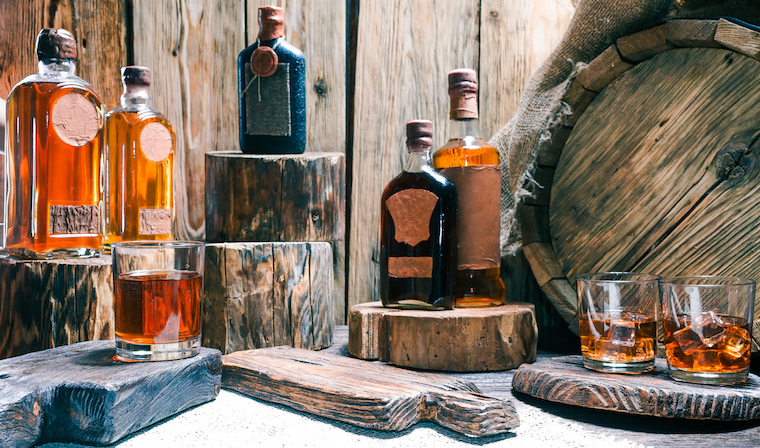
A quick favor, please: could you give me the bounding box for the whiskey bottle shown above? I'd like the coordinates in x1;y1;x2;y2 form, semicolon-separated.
380;120;458;310
105;66;175;250
433;69;506;307
238;5;306;154
5;29;104;259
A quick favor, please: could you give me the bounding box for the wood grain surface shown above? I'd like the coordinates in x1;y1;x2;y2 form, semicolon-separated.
0;341;222;448
348;301;537;372
0;255;113;360
222;346;519;437
202;242;333;354
513;355;760;420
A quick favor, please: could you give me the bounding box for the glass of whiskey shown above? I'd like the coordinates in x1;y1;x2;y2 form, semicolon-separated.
660;276;755;385
577;272;660;374
112;241;205;361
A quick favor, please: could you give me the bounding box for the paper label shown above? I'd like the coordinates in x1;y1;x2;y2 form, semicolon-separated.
49;205;99;235
139;208;173;235
140;122;173;162
388;257;433;278
244;62;291;136
386;189;439;247
439;165;501;270
52;93;100;146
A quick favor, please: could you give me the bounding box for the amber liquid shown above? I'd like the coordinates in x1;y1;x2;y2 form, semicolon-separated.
433;135;505;306
115;270;202;344
663;314;750;373
579;312;657;363
5;82;103;258
105;110;174;249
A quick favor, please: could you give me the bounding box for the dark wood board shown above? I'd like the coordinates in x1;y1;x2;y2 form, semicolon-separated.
0;341;222;448
222;346;519;438
513;355;760;420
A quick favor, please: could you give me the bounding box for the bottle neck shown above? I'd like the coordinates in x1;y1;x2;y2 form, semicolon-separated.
38;59;75;76
120;84;151;109
404;149;432;173
448;118;481;140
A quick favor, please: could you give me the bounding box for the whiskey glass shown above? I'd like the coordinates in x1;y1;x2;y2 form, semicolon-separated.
661;276;754;385
577;272;660;373
112;241;204;361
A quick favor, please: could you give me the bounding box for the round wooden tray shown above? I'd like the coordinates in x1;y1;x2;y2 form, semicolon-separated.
521;19;760;348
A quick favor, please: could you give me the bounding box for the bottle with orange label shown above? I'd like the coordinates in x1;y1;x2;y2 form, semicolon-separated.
5;28;105;259
104;66;175;250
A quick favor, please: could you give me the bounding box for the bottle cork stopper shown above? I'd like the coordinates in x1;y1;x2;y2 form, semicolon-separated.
36;28;77;61
258;6;285;40
448;68;478;120
121;66;152;86
406;120;433;151
448;68;477;96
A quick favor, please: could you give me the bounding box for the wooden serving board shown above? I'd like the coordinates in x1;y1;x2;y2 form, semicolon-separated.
348;301;537;372
222;346;519;437
513;355;760;420
0;341;222;448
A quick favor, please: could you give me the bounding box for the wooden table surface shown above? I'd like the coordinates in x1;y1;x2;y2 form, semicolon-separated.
38;326;760;448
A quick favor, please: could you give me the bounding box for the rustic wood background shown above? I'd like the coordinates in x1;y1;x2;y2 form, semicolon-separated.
0;0;575;323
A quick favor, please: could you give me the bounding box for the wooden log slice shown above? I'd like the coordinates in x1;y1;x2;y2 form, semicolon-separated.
0;254;113;360
0;341;222;448
223;346;519;437
348;301;537;372
512;355;760;421
522;20;760;350
203;242;333;354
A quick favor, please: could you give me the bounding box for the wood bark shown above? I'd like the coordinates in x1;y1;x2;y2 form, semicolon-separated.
513;355;760;420
202;242;333;354
0;341;221;448
348;302;538;372
0;255;113;360
222;346;520;437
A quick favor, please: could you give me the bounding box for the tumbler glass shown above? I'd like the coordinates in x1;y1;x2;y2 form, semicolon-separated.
112;241;205;361
577;272;660;373
660;276;755;385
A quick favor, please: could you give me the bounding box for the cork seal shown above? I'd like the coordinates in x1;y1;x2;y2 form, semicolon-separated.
406;120;433;152
258;6;285;41
122;66;152;86
448;68;478;120
250;46;279;77
36;28;77;61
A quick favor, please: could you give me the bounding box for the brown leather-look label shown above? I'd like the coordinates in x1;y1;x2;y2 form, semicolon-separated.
386;189;439;247
449;94;478;120
388;257;433;278
52;93;100;146
440;166;500;270
139;208;173;235
49;205;99;235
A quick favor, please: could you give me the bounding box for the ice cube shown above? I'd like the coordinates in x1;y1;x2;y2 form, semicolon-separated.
599;340;632;361
609;319;636;347
624;311;650;323
673;326;704;355
722;326;750;360
694;311;727;348
692;349;722;372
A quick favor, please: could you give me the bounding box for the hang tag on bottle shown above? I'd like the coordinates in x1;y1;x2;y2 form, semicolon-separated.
52;93;100;146
140;122;173;162
244;62;291;136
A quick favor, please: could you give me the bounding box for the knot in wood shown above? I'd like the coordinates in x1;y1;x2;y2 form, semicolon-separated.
713;140;756;186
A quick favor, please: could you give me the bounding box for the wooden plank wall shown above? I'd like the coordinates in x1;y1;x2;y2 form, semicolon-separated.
0;0;574;324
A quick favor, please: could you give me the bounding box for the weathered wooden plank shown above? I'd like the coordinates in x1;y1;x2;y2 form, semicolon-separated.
577;45;634;92
519;204;551;244
522;164;554;206
513;356;760;420
666;19;722;48
616;25;675;62
536;126;573;167
715;18;760;60
542;279;578;331
310;243;333;349
283;244;312;349
522;242;564;287
0;341;221;448
132;0;244;240
223;346;519;437
561;79;596;127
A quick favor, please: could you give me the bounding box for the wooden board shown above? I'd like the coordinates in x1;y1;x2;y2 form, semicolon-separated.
0;255;113;360
202;242;333;354
348;301;537;372
513;355;760;420
0;341;221;448
222;346;519;437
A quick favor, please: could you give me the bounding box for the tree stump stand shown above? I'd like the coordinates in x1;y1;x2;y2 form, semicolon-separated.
348;302;538;372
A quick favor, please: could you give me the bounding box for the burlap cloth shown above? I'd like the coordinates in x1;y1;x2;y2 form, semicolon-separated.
493;0;760;255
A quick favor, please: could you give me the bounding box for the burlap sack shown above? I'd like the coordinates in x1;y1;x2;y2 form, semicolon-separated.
493;0;760;255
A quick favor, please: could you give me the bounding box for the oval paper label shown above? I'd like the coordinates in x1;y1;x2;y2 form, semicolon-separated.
140;122;173;162
52;93;100;146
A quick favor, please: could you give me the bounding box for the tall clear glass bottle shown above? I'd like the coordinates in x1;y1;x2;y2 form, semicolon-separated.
380;120;458;310
5;28;104;259
105;66;175;250
433;69;506;307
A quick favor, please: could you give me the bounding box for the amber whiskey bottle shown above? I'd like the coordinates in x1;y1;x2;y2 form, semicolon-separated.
380;120;458;310
105;66;175;250
5;29;104;259
433;69;506;307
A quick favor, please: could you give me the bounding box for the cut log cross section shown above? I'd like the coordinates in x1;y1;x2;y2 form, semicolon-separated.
522;19;760;350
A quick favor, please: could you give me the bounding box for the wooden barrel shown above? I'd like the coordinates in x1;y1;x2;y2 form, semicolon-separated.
521;19;760;349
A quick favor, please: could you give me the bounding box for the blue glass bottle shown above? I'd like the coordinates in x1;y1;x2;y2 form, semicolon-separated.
237;6;306;154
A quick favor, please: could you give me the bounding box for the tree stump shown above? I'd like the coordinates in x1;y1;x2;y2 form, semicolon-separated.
348;302;537;372
203;242;333;354
0;254;113;360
